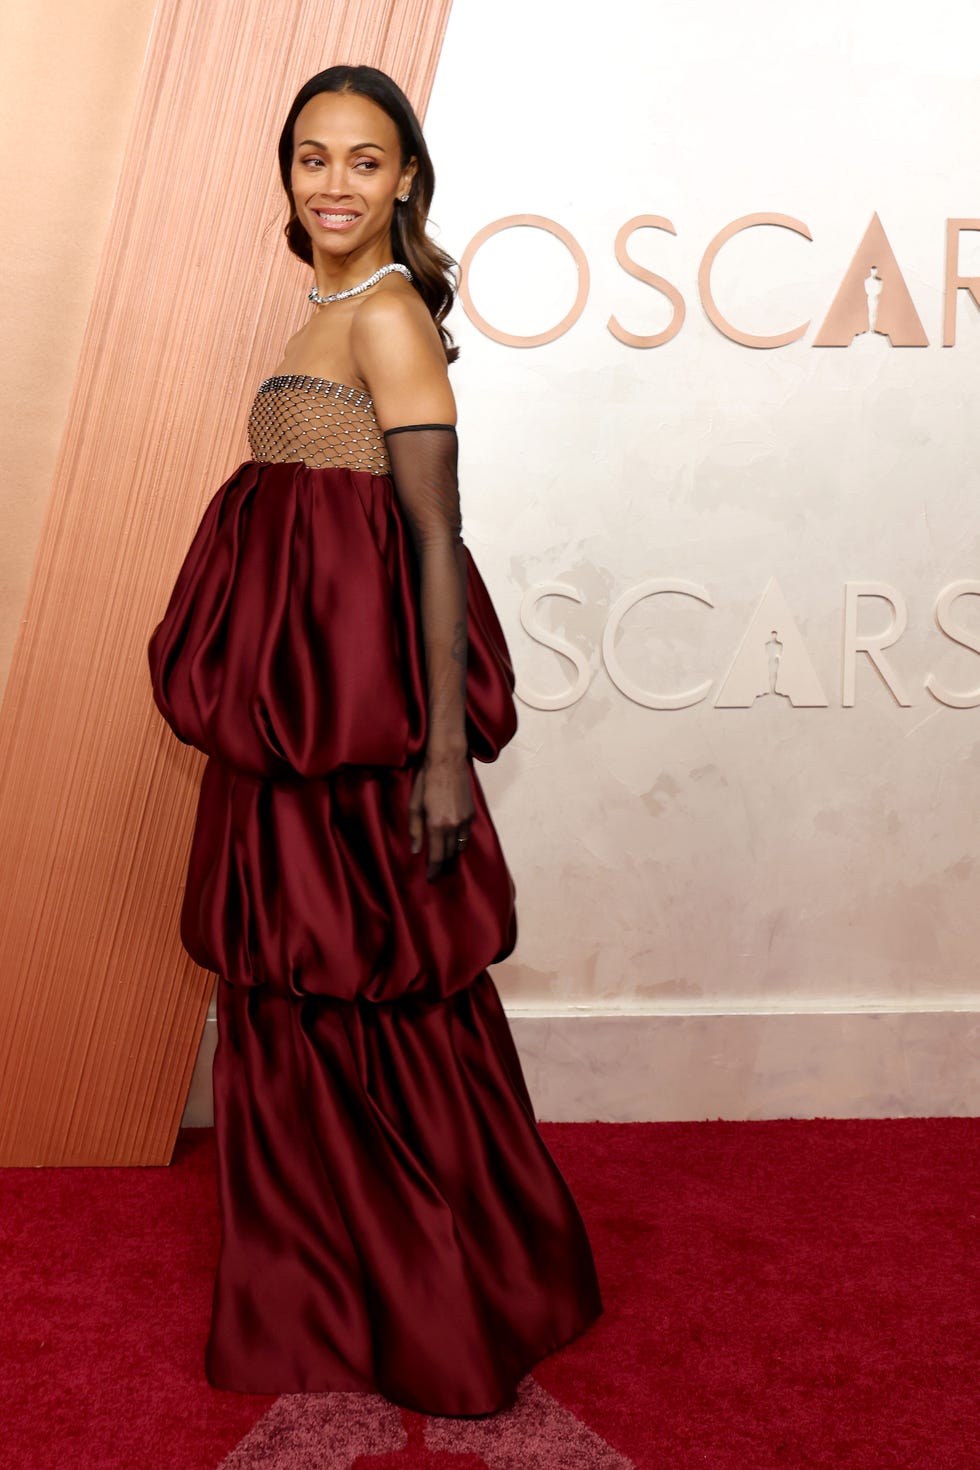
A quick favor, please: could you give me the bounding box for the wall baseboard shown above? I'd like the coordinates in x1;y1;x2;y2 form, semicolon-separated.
180;998;978;1125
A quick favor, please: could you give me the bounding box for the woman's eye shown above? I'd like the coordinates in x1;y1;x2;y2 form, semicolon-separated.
301;156;324;168
355;159;379;171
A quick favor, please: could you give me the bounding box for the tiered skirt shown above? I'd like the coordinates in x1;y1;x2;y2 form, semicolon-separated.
147;459;602;1414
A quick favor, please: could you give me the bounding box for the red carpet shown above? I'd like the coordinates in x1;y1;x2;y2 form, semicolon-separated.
1;1117;976;1468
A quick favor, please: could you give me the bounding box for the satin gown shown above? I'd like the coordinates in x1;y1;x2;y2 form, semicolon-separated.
146;371;602;1416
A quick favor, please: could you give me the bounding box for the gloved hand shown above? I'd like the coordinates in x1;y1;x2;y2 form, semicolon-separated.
383;423;475;880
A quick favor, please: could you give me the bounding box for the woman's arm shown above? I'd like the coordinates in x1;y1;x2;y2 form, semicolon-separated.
351;291;474;881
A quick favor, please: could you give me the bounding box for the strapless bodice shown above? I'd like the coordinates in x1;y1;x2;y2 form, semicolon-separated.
247;373;391;475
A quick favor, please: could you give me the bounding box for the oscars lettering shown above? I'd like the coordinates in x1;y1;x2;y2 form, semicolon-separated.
459;213;980;349
516;578;980;712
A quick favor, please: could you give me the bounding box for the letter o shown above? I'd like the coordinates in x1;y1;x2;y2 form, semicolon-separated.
458;215;590;347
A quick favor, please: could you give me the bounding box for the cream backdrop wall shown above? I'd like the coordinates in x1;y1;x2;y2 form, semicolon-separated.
356;0;979;1119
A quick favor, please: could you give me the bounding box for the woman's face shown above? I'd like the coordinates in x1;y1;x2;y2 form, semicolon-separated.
290;91;416;260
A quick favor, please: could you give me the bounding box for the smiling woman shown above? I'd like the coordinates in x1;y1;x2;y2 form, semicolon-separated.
146;63;602;1418
276;67;460;393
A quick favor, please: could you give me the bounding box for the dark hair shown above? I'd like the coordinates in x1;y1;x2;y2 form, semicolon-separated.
277;65;459;364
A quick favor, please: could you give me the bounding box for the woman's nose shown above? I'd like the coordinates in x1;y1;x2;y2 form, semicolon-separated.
320;168;352;196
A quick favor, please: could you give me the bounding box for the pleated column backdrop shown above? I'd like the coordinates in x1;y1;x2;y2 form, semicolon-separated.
0;0;454;1164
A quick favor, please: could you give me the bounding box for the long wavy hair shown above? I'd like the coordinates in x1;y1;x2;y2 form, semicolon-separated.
277;65;459;364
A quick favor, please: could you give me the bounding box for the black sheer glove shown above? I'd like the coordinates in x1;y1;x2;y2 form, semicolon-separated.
383;423;475;881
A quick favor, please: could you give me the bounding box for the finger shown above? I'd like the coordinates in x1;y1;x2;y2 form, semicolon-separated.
436;826;473;879
408;770;426;854
429;825;466;882
426;824;450;881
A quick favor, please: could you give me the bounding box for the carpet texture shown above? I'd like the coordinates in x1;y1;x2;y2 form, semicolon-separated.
1;1117;976;1468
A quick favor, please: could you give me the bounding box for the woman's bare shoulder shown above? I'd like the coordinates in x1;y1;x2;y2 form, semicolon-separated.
351;282;444;371
350;280;454;425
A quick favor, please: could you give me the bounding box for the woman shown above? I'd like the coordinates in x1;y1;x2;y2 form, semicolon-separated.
147;64;602;1418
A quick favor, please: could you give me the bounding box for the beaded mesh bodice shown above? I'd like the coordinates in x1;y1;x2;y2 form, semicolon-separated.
247;374;391;474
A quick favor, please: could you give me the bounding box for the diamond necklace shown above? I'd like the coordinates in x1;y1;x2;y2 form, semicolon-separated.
308;262;412;306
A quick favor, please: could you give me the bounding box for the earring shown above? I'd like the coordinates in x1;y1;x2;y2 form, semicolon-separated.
399;193;410;202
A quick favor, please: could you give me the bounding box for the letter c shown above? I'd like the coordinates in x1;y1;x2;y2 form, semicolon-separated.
699;213;812;348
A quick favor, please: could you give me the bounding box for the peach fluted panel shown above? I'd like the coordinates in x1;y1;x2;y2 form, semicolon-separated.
0;0;158;699
0;0;455;1164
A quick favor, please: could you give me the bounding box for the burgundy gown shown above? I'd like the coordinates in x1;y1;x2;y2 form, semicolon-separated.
146;371;602;1416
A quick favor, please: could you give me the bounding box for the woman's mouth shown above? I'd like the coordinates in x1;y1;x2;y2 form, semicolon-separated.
311;209;361;231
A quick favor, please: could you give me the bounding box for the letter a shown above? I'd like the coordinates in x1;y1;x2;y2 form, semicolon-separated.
813;212;928;346
714;578;828;708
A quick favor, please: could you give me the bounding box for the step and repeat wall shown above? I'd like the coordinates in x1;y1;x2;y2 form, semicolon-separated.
418;3;980;1063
